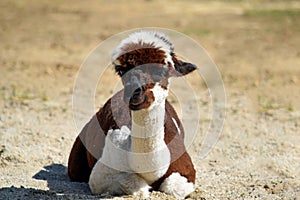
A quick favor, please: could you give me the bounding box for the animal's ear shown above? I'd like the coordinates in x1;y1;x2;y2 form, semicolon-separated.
172;54;197;76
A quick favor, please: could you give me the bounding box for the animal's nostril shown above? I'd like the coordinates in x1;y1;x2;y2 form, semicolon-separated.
132;88;142;97
123;84;143;103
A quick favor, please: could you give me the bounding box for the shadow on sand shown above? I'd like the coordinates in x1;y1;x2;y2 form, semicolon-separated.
0;163;107;199
33;163;91;194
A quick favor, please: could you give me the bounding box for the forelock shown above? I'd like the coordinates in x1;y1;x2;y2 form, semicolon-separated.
112;31;174;63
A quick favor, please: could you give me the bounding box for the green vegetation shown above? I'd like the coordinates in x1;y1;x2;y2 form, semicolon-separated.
287;104;295;112
0;85;49;102
182;29;212;37
244;9;300;19
258;96;295;112
259;97;278;111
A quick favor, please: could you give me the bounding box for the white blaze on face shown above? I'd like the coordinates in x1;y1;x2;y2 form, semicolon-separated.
148;82;169;110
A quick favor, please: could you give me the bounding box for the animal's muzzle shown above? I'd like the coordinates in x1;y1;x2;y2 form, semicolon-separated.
123;75;145;105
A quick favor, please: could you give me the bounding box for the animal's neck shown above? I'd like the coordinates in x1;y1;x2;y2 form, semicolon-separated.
129;100;170;184
131;101;166;153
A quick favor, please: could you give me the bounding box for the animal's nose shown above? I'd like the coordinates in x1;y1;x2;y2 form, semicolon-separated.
131;87;143;101
123;76;143;103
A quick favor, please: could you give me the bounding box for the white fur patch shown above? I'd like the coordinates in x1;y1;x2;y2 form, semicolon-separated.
99;126;131;171
112;31;175;67
118;173;151;198
128;142;171;184
149;82;169;110
159;172;195;199
89;163;151;196
172;117;181;135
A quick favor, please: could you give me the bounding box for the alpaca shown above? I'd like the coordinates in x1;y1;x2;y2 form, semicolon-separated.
68;31;197;199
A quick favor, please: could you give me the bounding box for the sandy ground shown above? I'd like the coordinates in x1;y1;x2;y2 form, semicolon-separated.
0;0;300;199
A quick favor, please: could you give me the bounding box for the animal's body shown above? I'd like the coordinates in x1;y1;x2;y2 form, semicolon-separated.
68;31;197;199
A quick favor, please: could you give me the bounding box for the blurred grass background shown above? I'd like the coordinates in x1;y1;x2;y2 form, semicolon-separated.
0;0;299;110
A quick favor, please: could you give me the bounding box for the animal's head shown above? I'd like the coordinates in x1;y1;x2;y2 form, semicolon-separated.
112;31;197;111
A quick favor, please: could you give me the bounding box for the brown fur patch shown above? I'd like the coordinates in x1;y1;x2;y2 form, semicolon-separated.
120;41;156;54
142;83;155;109
116;47;167;72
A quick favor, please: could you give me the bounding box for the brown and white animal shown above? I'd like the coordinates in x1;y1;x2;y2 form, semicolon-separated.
68;31;197;199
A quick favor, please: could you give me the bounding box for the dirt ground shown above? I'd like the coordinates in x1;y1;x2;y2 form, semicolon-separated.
0;0;299;199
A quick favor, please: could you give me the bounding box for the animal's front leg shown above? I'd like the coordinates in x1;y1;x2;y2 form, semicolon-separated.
89;126;151;197
118;173;151;198
89;163;125;195
111;126;151;197
89;163;150;197
159;172;195;199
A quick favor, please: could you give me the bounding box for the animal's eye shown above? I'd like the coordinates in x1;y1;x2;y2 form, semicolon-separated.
115;65;127;76
119;69;126;76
